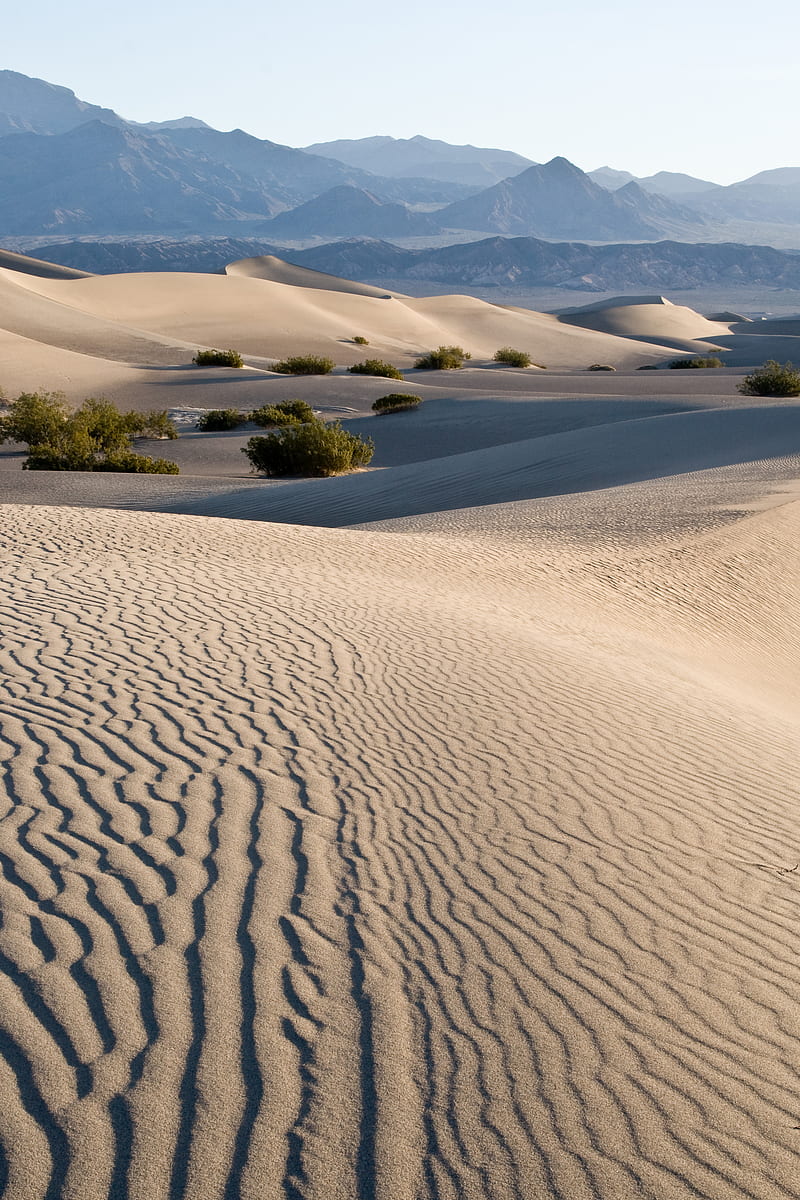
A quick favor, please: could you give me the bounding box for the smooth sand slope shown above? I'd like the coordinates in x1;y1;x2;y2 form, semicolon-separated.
1;468;799;1200
3;249;789;409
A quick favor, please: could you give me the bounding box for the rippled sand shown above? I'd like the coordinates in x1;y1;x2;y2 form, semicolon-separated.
1;463;799;1198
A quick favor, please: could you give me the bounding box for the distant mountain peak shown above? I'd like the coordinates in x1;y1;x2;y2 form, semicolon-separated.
0;68;126;135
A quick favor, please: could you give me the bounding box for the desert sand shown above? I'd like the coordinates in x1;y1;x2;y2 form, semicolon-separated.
1;250;800;1200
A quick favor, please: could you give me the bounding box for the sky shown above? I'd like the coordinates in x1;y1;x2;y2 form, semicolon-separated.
4;0;798;184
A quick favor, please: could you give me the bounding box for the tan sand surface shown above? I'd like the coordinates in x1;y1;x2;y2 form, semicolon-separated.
224;253;401;299
0;255;744;390
2;251;800;1199
557;295;730;349
1;465;799;1199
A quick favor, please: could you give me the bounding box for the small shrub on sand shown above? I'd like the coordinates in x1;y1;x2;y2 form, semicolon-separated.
669;356;724;369
24;445;179;473
738;359;800;397
196;409;246;432
250;400;316;428
1;392;179;472
272;355;335;375
0;390;70;448
243;420;373;477
192;348;244;368
414;345;471;370
91;453;180;474
493;347;533;368
372;394;423;414
587;363;616;372
348;359;403;380
353;335;369;345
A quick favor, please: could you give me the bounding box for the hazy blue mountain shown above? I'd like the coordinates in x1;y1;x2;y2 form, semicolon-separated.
637;171;718;196
738;167;800;187
158;127;471;206
25;238;281;274
589;166;636;189
0;122;292;234
132;117;213;132
24;235;800;291
0;69;126;135
304;134;534;187
437;158;705;240
282;235;800;291
259;186;442;238
1;70;797;245
591;166;717;195
680;176;800;224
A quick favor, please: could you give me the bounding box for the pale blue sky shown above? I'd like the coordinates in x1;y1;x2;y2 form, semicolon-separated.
4;0;797;183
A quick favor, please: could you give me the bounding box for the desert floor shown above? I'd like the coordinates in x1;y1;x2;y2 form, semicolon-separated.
1;252;799;1199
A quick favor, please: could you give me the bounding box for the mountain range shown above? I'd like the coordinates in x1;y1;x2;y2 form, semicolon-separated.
1;69;798;271
22;235;800;294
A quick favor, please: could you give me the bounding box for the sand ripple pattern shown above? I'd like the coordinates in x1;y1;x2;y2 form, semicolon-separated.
0;500;799;1200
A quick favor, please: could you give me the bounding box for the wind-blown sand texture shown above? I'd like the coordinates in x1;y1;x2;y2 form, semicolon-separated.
2;249;800;1199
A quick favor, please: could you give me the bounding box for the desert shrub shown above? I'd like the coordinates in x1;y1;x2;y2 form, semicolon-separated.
196;409;246;432
93;453;180;474
669;356;724;369
272;354;335;375
372;394;423;414
414;345;472;370
192;348;244;368
348;358;403;380
587;363;616;372
0;390;70;447
637;364;658;370
2;392;179;471
353;335;369;345
132;410;179;440
738;359;800;397
24;445;179;473
243;420;373;477
493;347;532;368
250;399;316;427
68;399;177;450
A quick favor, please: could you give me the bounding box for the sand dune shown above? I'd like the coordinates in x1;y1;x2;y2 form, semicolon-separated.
225;252;400;299
1;470;799;1199
0;254;763;408
2;249;800;1199
0;248;91;280
48;402;797;528
558;295;731;348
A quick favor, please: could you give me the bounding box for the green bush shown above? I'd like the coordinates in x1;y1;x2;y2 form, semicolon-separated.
493;347;533;368
738;359;800;397
192;348;244;368
669;356;724;369
243;420;373;477
129;410;179;440
414;345;472;370
353;335;369;345
372;394;423;414
250;399;316;427
196;409;246;432
272;354;335;375
348;358;404;380
0;390;70;447
93;453;180;474
1;391;179;472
